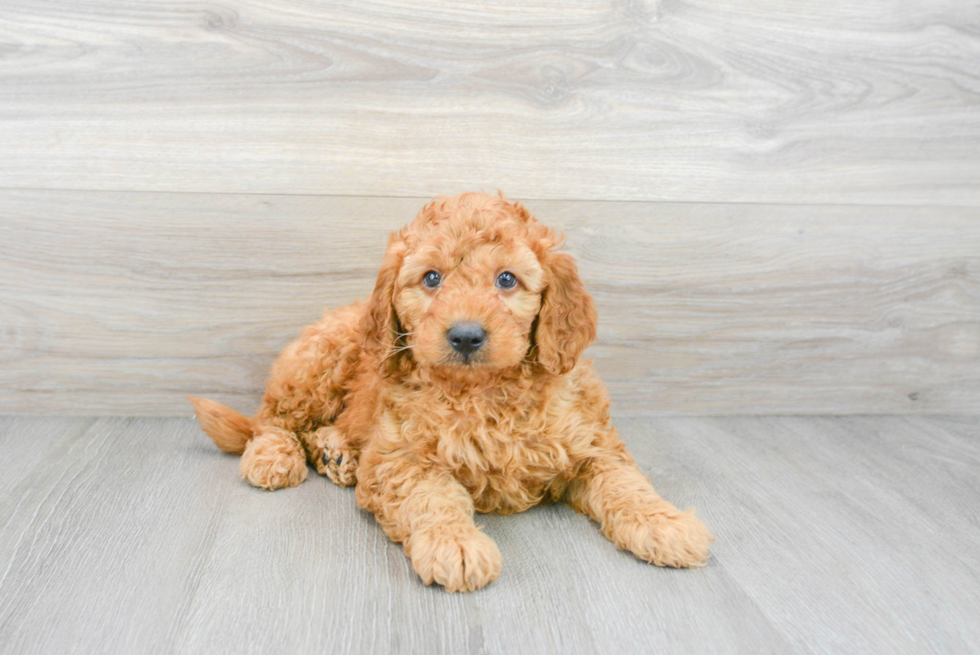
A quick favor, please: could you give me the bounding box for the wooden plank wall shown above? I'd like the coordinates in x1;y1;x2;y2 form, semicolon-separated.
1;0;978;415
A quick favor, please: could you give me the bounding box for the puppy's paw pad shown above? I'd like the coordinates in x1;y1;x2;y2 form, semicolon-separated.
409;527;502;592
309;426;357;486
319;448;358;487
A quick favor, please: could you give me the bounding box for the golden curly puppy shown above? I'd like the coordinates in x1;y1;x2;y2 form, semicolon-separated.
191;192;711;592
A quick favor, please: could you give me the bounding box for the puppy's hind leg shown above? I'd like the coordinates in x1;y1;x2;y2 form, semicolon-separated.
301;426;358;487
240;426;309;490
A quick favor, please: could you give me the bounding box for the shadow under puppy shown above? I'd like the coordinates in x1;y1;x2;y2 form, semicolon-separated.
191;192;712;592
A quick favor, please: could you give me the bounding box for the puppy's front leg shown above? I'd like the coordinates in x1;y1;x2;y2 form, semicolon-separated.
357;460;501;592
566;454;712;568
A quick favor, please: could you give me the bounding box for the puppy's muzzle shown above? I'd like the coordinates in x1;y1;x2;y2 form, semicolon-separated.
447;322;487;359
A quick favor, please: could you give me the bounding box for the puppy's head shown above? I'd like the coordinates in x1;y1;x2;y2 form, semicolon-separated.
364;193;597;377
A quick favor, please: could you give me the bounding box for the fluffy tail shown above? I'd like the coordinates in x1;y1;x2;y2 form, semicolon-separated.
188;396;254;454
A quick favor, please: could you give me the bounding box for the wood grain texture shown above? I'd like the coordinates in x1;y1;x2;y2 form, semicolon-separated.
0;418;235;654
1;416;978;654
0;0;978;204
176;430;788;655
638;415;980;654
2;190;978;415
0;417;94;496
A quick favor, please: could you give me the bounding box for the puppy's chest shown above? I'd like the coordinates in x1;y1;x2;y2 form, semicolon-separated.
415;408;573;513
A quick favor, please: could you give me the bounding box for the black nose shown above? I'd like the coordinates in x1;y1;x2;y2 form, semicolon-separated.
447;322;487;357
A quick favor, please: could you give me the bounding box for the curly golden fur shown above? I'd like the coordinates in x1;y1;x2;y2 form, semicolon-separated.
190;192;712;592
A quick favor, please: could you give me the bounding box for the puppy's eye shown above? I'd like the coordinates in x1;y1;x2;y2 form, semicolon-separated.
495;271;518;289
422;270;442;288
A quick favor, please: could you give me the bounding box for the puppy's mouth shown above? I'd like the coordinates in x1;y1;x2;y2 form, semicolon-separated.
443;351;487;367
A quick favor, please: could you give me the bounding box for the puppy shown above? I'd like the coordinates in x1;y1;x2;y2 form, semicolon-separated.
191;192;711;592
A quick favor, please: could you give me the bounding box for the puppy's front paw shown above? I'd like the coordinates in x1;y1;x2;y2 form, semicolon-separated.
407;525;502;592
620;508;712;568
240;432;308;490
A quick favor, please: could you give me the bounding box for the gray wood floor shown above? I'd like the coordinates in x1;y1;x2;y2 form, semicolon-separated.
0;415;977;654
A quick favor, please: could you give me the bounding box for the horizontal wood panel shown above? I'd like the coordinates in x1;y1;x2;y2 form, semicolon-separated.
0;0;978;204
1;190;977;415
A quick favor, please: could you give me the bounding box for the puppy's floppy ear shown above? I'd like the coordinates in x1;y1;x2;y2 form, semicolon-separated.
534;252;598;375
362;233;407;373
